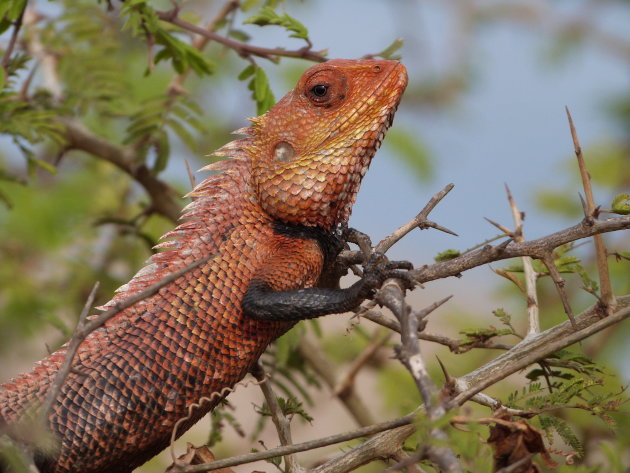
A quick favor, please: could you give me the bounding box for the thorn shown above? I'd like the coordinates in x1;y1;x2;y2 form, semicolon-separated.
413;295;453;320
484;217;512;235
436;355;453;384
497;237;514;250
427;221;459;236
578;192;591;222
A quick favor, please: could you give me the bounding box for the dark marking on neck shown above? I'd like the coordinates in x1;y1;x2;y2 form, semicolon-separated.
272;220;344;270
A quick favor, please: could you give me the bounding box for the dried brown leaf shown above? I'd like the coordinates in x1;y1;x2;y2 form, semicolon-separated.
488;413;558;473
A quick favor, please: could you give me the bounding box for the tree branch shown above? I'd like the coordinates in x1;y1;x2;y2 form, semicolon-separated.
61;118;181;222
171;414;416;473
451;295;630;407
309;425;416;473
411;215;630;284
155;10;327;63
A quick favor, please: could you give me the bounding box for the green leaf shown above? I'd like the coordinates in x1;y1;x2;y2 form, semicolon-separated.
28;158;58;175
0;0;26;21
248;66;275;114
153;30;214;77
611;193;630;215
492;308;512;326
228;29;251;42
244;6;309;40
153;130;170;174
435;249;460;262
166;117;197;151
238;64;255;81
0;67;5;89
539;416;584;457
374;38;404;60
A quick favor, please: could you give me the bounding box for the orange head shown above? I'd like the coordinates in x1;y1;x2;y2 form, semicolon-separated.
247;59;408;230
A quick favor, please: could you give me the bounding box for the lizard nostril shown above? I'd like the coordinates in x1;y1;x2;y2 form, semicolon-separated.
373;65;382;73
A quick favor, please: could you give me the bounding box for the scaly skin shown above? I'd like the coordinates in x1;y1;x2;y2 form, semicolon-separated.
0;59;408;473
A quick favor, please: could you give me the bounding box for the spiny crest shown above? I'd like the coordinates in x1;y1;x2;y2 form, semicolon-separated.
97;131;254;315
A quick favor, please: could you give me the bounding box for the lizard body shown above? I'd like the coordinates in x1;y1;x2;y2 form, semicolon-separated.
0;59;408;473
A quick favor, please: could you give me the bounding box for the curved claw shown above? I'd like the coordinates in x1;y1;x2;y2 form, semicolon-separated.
356;253;416;300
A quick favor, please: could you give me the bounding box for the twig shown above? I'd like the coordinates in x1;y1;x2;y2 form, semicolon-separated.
81;254;215;338
460;233;512;256
383;450;424;473
505;184;540;335
22;8;63;103
167;0;240;94
171;414;416;473
333;328;391;398
297;338;375;427
411;294;453;321
376;183;456;253
484;217;513;235
39;253;216;420
540;253;576;328
252;363;301;473
61;118;181;222
565;107;616;312
310;425;416;473
360;307;513;352
156;10;327;63
464;392;532;417
450;296;630;407
40;282;100;420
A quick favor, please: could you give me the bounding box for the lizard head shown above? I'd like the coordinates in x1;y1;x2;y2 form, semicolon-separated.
248;59;408;230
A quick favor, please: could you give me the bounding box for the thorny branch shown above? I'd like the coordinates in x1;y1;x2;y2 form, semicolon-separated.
566;107;616;312
376;283;462;472
173;414;416;473
410;214;630;284
376;183;457;253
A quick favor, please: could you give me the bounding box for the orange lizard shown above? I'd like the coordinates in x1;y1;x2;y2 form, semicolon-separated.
0;58;408;473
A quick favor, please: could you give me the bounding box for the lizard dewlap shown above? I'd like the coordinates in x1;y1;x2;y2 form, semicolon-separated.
0;59;408;473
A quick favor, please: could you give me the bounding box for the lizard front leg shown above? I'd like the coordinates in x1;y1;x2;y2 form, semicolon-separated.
242;237;413;322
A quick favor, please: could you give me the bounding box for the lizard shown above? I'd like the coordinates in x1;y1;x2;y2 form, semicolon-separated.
0;58;409;473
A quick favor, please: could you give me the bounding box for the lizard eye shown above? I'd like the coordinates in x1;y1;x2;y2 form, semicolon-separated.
307;83;331;103
303;68;348;107
311;85;328;97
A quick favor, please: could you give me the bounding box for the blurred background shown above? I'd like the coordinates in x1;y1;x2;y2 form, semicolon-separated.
0;1;629;471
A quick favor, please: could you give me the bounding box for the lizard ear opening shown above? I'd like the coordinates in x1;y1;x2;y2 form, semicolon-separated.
273;141;295;163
